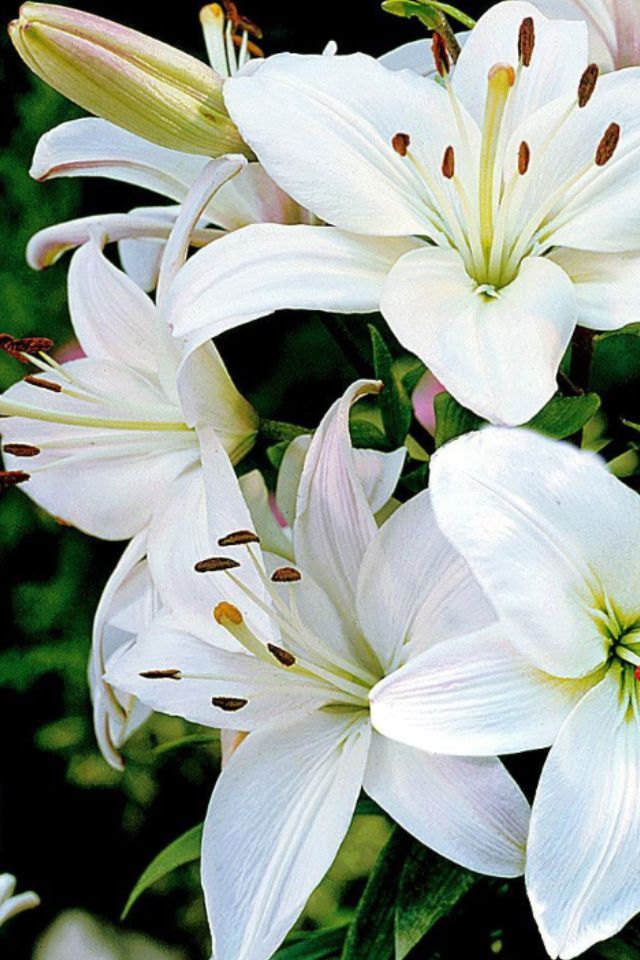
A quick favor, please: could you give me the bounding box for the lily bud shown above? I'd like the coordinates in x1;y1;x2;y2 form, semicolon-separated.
8;3;251;158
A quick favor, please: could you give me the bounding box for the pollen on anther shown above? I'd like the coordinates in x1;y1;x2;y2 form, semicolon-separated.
578;63;599;108
267;643;296;667
271;567;301;583
595;122;620;166
518;16;535;67
392;133;411;157
0;470;30;490
211;696;248;712
214;601;244;625
217;529;260;547
0;334;54;362
23;375;62;393
431;32;450;77
194;557;241;573
518;141;531;175
3;444;41;458
139;668;182;680
441;145;455;180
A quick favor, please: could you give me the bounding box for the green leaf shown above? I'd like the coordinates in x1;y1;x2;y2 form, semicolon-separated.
153;734;218;757
369;326;413;448
527;393;601;440
275;926;348;959
402;360;427;396
341;828;408;960
434;393;484;448
592;331;640;393
594;923;640;959
394;844;477;959
382;0;476;29
349;417;392;451
266;440;291;470
122;823;203;919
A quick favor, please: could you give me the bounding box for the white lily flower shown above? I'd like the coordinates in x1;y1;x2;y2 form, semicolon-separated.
106;379;530;960
0;874;40;928
167;0;640;425
530;0;640;71
372;426;640;958
33;909;186;960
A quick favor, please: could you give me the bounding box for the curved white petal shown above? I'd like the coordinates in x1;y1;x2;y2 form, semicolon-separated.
90;531;155;770
1;364;197;540
68;240;161;376
168;223;418;351
294;381;380;632
356;490;495;674
239;470;293;560
203;712;370;960
370;627;597;756
203;162;311;230
382;247;576;425
527;671;640;959
526;0;617;71
31;118;207;201
224;52;473;236
364;732;529;877
104;615;325;732
429;427;640;677
27;210;183;271
453;2;588;128
549;247;640;330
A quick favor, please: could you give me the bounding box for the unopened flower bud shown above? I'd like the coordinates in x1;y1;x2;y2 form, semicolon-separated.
9;2;251;158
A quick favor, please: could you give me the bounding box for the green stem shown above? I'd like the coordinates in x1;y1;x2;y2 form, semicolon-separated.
435;12;461;62
259;418;309;444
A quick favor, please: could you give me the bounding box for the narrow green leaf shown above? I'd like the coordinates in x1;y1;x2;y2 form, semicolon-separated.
402;360;427;396
434;393;484;448
527;393;601;440
349;417;392;451
369;326;413;448
382;0;475;29
121;823;203;919
394;845;478;959
275;926;348;959
153;734;217;757
341;827;409;960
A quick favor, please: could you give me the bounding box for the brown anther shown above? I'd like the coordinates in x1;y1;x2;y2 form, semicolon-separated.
23;375;62;393
578;63;599;108
0;470;30;490
518;140;531;175
518;16;535;67
271;567;302;583
595;122;620;166
217;529;260;547
441;145;455;180
392;133;411;157
194;557;241;573
2;444;41;458
221;0;263;38
214;601;244;625
432;32;450;77
267;643;297;667
0;334;54;362
211;696;248;712
139;668;182;680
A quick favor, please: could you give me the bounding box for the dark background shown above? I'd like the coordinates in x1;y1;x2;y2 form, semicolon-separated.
0;2;603;959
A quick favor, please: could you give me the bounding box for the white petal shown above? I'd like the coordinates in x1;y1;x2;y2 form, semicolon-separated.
27;210;181;271
68;240;160;376
31;118;207;200
224;52;470;236
356;490;495;674
168;223;418;352
381;247;576;425
525;0;615;71
105;615;325;732
239;470;293;561
203;712;370;960
294;381;380;629
276;435;312;528
1;364;197;540
370;627;597;755
90;531;155;769
453;2;588;128
203;162;311;230
429;426;640;677
549;247;640;330
526;672;640;958
364;732;528;877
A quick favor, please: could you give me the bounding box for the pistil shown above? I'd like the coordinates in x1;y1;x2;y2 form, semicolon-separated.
478;63;515;264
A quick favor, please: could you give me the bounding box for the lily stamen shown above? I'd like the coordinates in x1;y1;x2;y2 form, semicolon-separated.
518;16;535;67
2;444;41;457
211;696;248;711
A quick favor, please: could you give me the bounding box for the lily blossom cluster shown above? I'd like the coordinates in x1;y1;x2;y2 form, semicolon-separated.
4;0;640;959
